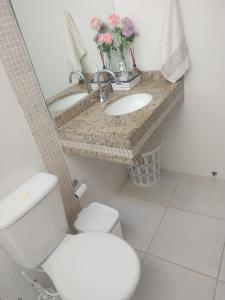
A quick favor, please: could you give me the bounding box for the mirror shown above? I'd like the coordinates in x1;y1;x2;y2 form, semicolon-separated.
11;0;115;117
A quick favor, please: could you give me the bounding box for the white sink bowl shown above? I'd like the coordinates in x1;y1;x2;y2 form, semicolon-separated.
104;93;153;116
48;92;88;112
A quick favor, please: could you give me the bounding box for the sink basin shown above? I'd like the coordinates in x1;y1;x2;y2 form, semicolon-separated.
104;93;153;116
48;92;88;112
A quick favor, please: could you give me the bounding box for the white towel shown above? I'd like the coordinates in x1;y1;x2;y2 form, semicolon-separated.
161;0;190;83
64;11;86;83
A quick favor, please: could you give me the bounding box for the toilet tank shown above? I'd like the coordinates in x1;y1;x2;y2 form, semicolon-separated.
0;172;68;269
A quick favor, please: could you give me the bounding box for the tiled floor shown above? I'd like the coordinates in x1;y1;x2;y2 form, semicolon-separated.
112;170;225;300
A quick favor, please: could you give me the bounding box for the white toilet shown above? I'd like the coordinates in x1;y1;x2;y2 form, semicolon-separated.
0;172;140;300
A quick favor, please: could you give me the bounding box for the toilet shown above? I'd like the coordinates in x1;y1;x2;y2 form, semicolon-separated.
0;172;140;300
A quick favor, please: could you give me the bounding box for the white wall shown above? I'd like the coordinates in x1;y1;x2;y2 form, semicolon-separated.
113;0;164;71
0;59;50;299
64;154;127;208
160;0;225;179
114;0;225;180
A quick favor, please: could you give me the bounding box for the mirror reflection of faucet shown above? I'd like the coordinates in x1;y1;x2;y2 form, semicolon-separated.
96;69;118;103
69;70;91;94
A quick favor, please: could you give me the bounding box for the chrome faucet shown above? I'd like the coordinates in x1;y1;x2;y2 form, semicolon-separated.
69;70;91;94
97;69;118;103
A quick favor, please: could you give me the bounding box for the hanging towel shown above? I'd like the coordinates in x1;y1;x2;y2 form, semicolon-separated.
64;11;86;83
161;0;190;83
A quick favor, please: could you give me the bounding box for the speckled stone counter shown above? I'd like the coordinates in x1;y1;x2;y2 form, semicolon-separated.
46;83;92;119
57;76;184;165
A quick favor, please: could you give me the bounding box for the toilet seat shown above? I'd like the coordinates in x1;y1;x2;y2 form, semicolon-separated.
42;233;140;300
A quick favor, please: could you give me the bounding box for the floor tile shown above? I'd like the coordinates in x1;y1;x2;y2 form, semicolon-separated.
169;174;225;220
219;249;225;282
132;255;216;300
122;170;181;205
215;281;225;300
113;195;166;252
149;208;225;277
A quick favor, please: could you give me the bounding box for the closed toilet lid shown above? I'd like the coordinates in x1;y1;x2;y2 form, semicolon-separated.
42;233;140;300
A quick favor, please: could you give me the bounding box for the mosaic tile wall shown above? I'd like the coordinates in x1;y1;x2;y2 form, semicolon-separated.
0;0;80;230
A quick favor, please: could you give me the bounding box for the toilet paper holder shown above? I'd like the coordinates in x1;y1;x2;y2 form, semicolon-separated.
72;179;88;199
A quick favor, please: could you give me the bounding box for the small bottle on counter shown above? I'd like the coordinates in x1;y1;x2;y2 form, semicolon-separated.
119;61;129;82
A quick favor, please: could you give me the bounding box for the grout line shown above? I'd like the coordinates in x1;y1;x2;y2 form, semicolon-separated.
115;170;225;300
117;171;183;264
121;190;169;207
110;176;129;207
166;172;225;222
168;173;183;204
115;192;167;210
167;172;183;206
116;170;225;283
144;172;183;258
167;205;225;223
121;183;225;224
216;241;225;280
146;253;218;281
121;171;182;207
143;206;168;262
165;168;225;182
213;280;219;300
134;248;146;264
110;193;120;207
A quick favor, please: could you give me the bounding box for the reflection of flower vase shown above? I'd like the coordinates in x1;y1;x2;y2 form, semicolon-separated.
105;51;114;72
118;48;129;81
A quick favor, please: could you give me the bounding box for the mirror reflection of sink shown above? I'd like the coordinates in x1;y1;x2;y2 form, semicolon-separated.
48;92;88;112
104;93;153;116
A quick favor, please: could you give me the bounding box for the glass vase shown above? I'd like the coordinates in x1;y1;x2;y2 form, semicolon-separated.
118;48;129;81
119;48;128;70
105;51;114;72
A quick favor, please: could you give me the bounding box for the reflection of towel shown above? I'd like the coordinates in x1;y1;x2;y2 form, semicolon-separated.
161;0;190;83
64;11;86;83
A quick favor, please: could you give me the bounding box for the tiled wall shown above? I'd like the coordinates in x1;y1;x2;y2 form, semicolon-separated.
0;0;80;229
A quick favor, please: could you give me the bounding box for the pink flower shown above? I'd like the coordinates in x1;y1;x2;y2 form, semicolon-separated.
97;33;105;45
91;17;101;30
104;33;113;45
109;14;120;27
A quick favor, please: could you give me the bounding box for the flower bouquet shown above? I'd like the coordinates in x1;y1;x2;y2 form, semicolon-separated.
91;17;116;70
91;14;138;82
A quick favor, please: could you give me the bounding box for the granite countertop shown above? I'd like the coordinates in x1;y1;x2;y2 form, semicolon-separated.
57;76;184;165
46;83;89;105
46;83;91;119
